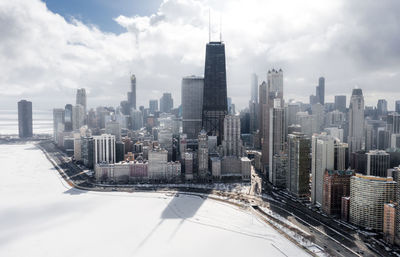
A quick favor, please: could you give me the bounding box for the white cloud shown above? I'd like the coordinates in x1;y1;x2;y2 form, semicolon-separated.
0;0;400;111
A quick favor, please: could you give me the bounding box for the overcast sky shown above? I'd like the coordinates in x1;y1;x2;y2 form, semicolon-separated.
0;0;399;112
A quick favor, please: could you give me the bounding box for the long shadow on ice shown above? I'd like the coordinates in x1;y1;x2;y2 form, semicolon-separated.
135;193;205;251
63;187;87;195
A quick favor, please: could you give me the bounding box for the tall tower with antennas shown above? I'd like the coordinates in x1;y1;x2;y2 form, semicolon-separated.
202;12;227;145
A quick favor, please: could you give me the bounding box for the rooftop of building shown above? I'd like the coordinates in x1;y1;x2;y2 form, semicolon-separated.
366;150;389;155
352;88;363;96
325;170;354;176
354;173;395;182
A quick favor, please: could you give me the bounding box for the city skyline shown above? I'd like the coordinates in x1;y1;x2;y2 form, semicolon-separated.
1;0;400;111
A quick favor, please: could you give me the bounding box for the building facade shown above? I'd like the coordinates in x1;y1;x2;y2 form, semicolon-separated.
202;41;228;145
181;75;204;139
18;100;33;138
349;174;396;231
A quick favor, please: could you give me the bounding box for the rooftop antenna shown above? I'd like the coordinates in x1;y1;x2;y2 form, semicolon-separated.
219;14;222;42
208;9;211;42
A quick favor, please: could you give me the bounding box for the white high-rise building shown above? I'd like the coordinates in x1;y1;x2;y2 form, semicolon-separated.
269;99;286;185
93;134;116;164
311;133;335;205
348;88;365;155
222;115;243;157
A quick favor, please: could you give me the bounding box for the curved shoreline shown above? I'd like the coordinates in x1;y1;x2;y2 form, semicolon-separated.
36;142;322;257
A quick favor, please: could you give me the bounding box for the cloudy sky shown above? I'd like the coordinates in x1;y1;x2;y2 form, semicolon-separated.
0;0;399;112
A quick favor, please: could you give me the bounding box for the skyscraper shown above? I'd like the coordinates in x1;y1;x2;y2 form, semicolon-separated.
377;99;388;116
348;88;365;156
160;93;173;113
202;41;228;145
349;174;395;231
222;114;243;157
267;69;283;100
149;99;158;114
334;95;347;113
269;99;286;184
72;105;85;131
76;88;87;115
18;100;32;138
128;74;136;110
250;73;258;103
249;73;259;133
198;130;209;179
312;133;335;206
53;108;64;142
64;104;73;132
287;132;311;198
316;77;325;105
181;75;204;139
395;100;400;114
366;150;390;177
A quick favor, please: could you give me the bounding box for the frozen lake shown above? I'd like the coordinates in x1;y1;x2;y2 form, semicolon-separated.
0;143;310;257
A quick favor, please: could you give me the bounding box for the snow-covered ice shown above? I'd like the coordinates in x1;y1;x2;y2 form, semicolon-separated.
0;143;310;257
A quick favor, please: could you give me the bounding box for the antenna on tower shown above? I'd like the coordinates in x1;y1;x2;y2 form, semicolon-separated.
219;14;222;42
208;9;211;42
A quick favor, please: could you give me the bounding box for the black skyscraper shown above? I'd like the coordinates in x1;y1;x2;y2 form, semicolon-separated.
18;100;32;138
202;41;228;144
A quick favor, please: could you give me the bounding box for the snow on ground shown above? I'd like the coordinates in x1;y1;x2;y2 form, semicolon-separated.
0;143;310;257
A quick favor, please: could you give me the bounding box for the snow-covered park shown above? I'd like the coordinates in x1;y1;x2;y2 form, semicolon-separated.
0;143;310;257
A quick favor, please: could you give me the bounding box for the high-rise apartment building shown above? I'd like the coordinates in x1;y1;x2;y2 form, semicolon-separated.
312;133;335;205
202;41;228;145
18;100;33;138
222;115;243;157
348;88;365;156
287;132;311;198
322;170;353;216
181;75;204;139
198;130;209;179
269;99;286;185
349;174;396;231
93;134;116;164
366;150;390;177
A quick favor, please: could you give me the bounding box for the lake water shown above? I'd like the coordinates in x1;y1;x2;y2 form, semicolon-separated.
0;109;53;135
